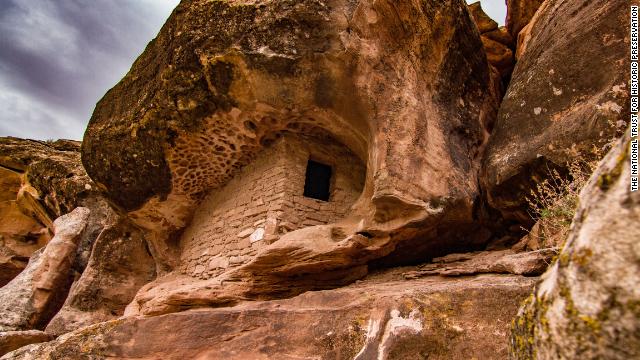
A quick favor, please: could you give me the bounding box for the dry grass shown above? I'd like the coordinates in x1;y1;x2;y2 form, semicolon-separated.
524;146;605;248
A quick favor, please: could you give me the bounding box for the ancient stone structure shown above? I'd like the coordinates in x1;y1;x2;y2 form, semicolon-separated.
179;133;365;279
82;0;500;291
0;0;635;358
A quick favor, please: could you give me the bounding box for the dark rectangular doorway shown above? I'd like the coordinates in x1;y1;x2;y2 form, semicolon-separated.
303;160;332;201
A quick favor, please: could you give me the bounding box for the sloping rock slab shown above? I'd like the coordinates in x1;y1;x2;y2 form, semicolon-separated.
5;275;534;360
0;208;89;332
510;133;640;358
45;217;156;336
403;249;556;279
0;331;52;357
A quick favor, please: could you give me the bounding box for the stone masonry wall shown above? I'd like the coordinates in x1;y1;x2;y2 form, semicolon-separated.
179;133;365;279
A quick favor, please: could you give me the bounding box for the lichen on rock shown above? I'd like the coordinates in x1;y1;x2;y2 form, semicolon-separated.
510;132;640;359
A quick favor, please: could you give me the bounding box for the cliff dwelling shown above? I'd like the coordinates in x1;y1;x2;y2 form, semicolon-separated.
179;132;366;279
0;0;634;358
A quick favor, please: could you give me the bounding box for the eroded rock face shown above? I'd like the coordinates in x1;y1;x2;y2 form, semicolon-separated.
0;331;52;357
5;274;534;360
468;2;515;87
0;208;90;332
402;249;556;279
482;36;515;79
81;0;499;303
510;133;640;359
482;0;628;223
45;216;156;336
0;138;93;222
468;2;498;33
506;0;545;40
0;167;48;286
0;138;97;285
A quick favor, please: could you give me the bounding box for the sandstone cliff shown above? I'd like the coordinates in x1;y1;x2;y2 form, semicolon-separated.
482;0;628;224
0;0;634;358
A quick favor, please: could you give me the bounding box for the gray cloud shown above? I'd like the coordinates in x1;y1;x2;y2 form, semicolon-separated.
0;0;506;141
0;0;179;140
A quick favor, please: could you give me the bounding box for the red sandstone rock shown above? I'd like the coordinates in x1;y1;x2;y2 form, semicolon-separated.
0;138;92;221
484;27;515;48
506;0;545;39
481;37;515;79
0;331;52;357
5;274;535;360
80;0;500;308
0;138;98;285
482;0;628;224
0;170;49;286
0;208;89;332
468;2;499;34
467;4;515;87
45;216;156;336
511;132;640;359
402;249;556;279
0;0;633;358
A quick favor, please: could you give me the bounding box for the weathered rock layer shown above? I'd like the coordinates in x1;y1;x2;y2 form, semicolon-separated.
0;137;115;288
0;208;90;332
5;274;534;360
482;0;628;224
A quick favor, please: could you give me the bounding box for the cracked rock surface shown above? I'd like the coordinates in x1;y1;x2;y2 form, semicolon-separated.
4;273;534;360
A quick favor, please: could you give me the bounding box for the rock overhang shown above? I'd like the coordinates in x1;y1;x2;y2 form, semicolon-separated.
81;0;500;272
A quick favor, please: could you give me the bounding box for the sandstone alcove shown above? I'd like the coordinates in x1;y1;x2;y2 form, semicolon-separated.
178;131;365;280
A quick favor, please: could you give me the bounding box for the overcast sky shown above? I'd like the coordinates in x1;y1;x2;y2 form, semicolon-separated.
0;0;505;141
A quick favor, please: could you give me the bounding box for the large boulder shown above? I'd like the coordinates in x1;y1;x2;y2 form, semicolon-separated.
510;132;640;359
481;0;628;224
0;138;97;285
0;208;90;332
4;274;534;359
0;138;93;221
81;0;499;290
45;216;156;336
